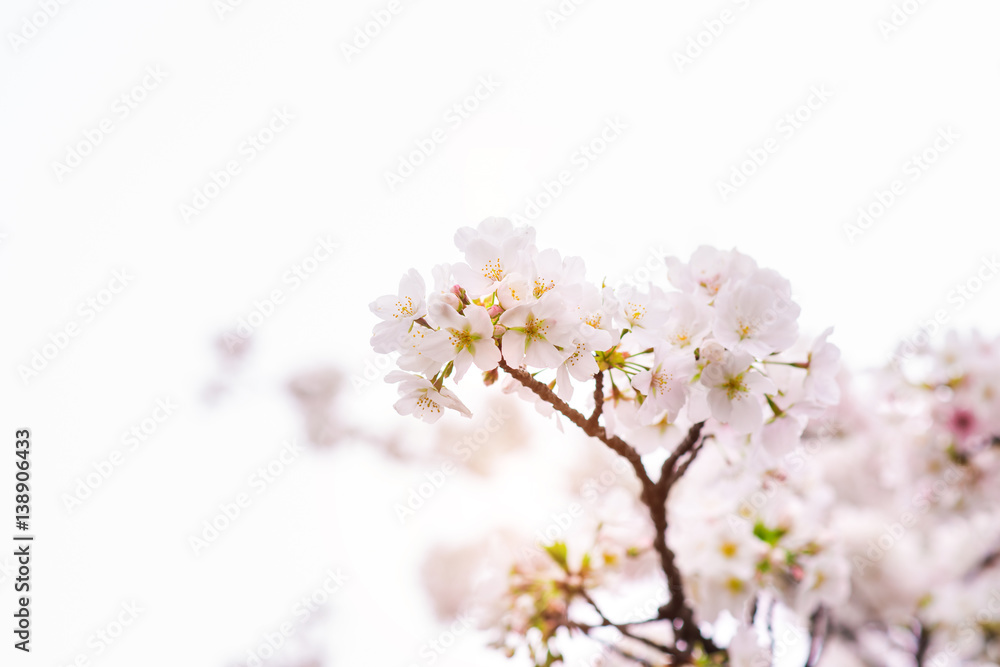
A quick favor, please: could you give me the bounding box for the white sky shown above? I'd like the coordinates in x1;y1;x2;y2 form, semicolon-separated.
2;0;999;665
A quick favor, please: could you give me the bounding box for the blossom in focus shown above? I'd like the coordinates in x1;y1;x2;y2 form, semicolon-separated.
498;296;575;369
452;217;535;297
712;273;800;357
369;268;426;353
630;349;695;425
386;371;472;423
701;351;776;433
424;301;501;380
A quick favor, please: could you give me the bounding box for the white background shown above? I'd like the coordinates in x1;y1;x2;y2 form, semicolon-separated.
2;0;999;665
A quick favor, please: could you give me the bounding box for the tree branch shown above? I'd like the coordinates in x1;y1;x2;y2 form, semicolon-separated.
577;589;682;658
658;421;705;493
914;623;930;667
499;361;716;663
804;606;829;667
588;371;605;428
498;361;652;488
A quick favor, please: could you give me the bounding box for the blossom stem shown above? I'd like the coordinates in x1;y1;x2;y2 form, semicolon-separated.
762;360;809;369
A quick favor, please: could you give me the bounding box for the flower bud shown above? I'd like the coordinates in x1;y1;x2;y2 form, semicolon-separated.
493;325;507;338
701;341;726;364
451;284;470;305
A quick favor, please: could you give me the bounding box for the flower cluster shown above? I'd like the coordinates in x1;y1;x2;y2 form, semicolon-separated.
370;217;839;454
670;435;850;627
370;217;850;665
815;332;1000;665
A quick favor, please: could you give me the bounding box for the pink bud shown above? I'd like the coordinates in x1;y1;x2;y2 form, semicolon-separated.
488;305;503;318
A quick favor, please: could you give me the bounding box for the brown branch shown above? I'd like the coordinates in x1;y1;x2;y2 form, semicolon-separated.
914;623;930;667
964;544;1000;582
577;589;681;658
804;606;829;667
499;361;715;663
658;421;705;493
572;627;659;667
588;371;605;428
499;361;652;488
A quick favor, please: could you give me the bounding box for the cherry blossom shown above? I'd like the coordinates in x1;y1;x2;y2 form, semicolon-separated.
701;351;776;433
369;268;426;353
424;301;501;380
498;296;575;369
385;371;472;423
630;349;695;425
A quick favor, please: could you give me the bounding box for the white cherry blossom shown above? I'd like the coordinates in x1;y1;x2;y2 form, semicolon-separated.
424;301;501;380
702;351;776;433
369;268;426;353
498;295;575;369
630;349;695;425
386;371;472;422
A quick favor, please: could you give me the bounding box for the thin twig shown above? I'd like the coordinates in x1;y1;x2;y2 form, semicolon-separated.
499;361;716;662
658;422;705;493
578;589;681;657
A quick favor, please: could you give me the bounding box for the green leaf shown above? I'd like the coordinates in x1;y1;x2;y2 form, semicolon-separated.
544;542;568;569
753;521;787;547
